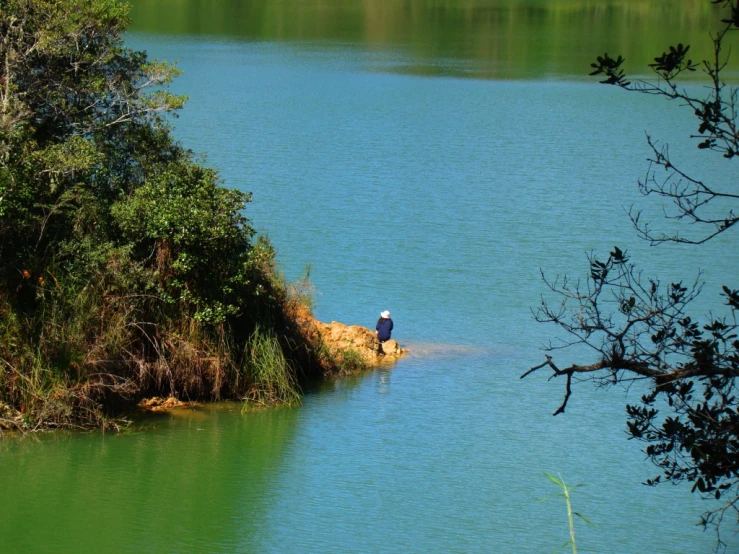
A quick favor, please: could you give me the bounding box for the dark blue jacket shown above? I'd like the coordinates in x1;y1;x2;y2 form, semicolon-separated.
376;318;394;342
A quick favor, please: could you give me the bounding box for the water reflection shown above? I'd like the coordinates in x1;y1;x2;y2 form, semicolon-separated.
128;0;731;80
0;405;302;552
378;368;392;396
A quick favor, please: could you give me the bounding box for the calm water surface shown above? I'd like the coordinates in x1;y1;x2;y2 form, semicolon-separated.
2;1;738;552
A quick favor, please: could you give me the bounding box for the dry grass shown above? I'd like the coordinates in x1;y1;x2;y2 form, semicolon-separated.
0;252;371;433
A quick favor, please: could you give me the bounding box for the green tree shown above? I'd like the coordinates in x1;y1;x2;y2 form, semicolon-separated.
523;0;739;545
0;0;190;305
0;0;326;430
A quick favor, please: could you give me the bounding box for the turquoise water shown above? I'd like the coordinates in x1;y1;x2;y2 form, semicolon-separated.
3;4;739;553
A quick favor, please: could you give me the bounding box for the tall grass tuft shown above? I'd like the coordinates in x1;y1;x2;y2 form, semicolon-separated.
243;326;301;408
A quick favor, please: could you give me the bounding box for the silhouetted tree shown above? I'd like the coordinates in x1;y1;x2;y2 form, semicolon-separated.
523;0;739;547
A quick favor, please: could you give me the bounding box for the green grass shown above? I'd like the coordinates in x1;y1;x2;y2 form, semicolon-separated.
242;325;301;408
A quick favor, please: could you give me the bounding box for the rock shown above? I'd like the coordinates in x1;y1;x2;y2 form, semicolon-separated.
380;339;402;356
137;396;198;412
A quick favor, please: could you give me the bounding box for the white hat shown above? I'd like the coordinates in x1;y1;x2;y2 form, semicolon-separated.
380;310;390;318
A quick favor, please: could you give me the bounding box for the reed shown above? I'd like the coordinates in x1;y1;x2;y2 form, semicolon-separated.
243;325;301;408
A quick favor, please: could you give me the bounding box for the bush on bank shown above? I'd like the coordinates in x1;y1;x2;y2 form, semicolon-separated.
0;0;343;431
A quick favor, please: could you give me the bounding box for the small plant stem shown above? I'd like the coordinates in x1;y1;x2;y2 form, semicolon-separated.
563;480;577;554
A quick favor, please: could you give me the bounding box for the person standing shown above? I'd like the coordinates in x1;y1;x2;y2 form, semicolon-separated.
376;310;394;354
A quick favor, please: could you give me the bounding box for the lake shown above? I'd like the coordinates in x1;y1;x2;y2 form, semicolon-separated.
2;1;738;552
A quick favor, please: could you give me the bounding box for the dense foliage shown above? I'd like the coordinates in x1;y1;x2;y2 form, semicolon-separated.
0;0;341;431
524;0;739;544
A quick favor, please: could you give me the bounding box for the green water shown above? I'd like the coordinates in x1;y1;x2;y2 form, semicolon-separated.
2;1;738;552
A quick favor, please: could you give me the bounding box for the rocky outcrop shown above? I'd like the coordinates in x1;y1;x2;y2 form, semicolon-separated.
310;319;407;365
